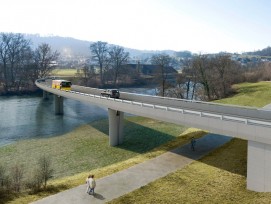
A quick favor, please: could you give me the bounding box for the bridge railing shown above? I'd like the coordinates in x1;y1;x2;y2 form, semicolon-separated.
36;80;271;129
68;89;271;128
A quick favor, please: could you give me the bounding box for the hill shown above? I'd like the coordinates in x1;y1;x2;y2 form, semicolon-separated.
24;34;179;59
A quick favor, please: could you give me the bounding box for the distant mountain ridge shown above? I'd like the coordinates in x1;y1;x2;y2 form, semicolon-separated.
24;34;178;59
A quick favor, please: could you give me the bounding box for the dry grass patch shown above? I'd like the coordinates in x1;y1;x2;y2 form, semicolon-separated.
109;139;271;204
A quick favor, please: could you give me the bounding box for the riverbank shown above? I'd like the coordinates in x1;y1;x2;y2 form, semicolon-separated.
0;116;205;204
3;81;271;203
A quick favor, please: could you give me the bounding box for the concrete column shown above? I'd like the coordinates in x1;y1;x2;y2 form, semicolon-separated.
247;140;271;192
108;108;124;146
43;91;49;99
54;95;63;115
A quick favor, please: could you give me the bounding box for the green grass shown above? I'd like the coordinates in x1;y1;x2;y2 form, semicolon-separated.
109;139;271;204
1;117;206;204
5;81;271;204
215;81;271;107
0;117;187;179
108;81;271;204
51;69;77;77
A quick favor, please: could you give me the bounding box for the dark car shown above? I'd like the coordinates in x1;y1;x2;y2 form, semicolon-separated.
101;89;120;99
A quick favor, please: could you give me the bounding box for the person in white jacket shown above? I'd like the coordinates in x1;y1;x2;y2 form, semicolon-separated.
86;175;96;195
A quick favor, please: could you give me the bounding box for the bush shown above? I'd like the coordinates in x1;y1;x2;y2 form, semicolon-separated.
26;170;43;193
37;155;54;189
10;164;24;193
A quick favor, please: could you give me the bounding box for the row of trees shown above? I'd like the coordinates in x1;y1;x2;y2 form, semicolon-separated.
0;33;59;93
178;54;241;100
1;33;269;101
84;41;270;100
150;53;270;101
87;41;130;87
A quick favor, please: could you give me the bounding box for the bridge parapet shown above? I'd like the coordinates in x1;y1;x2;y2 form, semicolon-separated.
35;79;271;192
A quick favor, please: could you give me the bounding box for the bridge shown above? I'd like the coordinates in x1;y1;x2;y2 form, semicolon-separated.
36;79;271;192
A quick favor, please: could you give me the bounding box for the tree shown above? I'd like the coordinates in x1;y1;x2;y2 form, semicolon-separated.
33;43;59;79
191;54;213;100
210;54;237;98
151;53;172;97
38;155;54;189
10;164;24;192
76;63;97;86
90;41;109;86
108;45;129;87
0;33;32;92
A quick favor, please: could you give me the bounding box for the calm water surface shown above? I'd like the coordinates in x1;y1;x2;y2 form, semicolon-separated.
0;87;156;146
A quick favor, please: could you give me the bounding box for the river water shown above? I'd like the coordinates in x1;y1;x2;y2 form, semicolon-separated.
0;87;156;147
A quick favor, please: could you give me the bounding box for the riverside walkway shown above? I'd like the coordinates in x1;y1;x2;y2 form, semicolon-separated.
32;134;232;204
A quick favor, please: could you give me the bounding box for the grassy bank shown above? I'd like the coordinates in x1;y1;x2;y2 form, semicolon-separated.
5;81;271;203
215;81;271;107
1;117;207;203
109;81;271;204
51;69;77;77
0;117;187;179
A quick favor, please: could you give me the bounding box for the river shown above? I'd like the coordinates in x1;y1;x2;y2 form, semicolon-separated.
0;87;156;147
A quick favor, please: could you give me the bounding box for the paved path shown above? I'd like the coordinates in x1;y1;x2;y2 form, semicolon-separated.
32;134;232;204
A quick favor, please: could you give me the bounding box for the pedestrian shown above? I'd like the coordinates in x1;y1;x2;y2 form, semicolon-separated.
86;174;96;195
191;137;196;151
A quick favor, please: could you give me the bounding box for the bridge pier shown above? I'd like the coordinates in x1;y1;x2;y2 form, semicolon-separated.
247;140;271;192
43;91;49;99
108;108;124;146
54;95;63;115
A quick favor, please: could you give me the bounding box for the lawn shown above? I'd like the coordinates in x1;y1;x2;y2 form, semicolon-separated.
215;81;271;107
108;81;271;204
51;68;77;77
1;117;206;203
0;117;188;179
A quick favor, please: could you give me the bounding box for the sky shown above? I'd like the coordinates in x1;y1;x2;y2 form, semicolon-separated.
0;0;271;53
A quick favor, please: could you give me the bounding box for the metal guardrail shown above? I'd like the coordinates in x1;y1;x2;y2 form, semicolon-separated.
37;80;271;128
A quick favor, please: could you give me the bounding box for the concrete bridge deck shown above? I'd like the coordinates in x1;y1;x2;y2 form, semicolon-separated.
35;79;271;192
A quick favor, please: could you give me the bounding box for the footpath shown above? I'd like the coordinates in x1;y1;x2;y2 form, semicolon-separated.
32;133;232;204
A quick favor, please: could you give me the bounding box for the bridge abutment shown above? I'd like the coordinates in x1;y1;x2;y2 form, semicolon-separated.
108;108;124;146
54;95;63;115
247;140;271;192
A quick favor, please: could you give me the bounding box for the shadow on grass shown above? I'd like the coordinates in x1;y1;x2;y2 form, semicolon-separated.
91;118;247;177
197;137;247;177
237;83;268;94
169;135;247;176
91;119;177;154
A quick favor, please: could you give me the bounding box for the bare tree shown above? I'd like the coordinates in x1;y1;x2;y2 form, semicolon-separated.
210;54;238;98
0;33;32;92
76;64;97;86
90;41;109;86
151;54;172;97
10;164;24;193
108;45;129;87
177;58;198;99
34;43;59;78
191;54;213;100
38;155;54;189
0;164;6;189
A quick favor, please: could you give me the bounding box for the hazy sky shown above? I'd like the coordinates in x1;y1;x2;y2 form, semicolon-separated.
1;0;270;53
